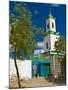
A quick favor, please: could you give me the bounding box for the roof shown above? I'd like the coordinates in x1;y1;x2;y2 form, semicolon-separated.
47;8;54;19
32;59;51;64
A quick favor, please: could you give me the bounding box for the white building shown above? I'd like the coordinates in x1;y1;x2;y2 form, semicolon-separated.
44;9;60;54
44;9;62;78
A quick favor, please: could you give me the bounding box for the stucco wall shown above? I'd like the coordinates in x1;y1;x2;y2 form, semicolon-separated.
46;18;56;32
44;34;60;52
9;59;32;79
44;35;51;51
50;34;60;51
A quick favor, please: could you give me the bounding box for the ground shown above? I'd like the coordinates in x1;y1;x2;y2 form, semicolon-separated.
9;76;66;89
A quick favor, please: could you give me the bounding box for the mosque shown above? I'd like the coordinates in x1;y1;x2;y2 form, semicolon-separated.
31;9;64;79
10;9;65;80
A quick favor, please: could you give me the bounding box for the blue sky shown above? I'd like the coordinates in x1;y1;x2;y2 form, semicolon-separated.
10;1;66;42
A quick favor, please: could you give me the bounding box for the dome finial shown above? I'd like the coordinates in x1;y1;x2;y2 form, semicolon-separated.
49;8;53;18
49;8;51;16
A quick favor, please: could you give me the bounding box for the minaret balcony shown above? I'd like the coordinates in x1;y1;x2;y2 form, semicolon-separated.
45;30;60;36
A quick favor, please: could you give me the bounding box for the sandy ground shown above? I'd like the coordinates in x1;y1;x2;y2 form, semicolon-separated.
9;76;66;89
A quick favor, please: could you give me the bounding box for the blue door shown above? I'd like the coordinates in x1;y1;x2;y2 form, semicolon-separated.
32;59;51;78
42;64;50;77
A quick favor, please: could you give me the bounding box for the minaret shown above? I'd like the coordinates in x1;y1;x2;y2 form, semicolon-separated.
46;8;57;33
44;9;61;79
44;9;60;53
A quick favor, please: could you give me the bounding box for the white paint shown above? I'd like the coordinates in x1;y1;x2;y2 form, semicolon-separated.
44;9;60;52
46;18;56;32
44;35;51;52
10;59;32;79
46;10;56;32
21;60;32;79
50;34;59;51
44;34;59;52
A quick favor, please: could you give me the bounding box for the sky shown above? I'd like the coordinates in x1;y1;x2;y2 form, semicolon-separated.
10;1;66;46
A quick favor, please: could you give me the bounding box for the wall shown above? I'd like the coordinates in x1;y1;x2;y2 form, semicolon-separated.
44;34;51;51
44;33;60;52
46;18;56;32
9;59;32;79
51;55;62;78
50;34;60;51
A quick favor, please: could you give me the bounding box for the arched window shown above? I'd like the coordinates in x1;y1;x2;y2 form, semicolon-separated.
47;23;49;29
52;22;54;28
46;42;48;49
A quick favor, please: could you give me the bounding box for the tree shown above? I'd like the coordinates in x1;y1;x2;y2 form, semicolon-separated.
10;2;36;88
61;54;66;81
54;36;66;80
54;36;66;54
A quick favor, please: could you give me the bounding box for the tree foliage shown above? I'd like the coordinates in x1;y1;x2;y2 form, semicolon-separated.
10;2;37;59
55;36;66;78
9;2;37;87
54;36;66;53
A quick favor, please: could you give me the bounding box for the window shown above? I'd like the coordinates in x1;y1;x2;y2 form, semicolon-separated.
52;22;54;28
46;42;48;49
47;23;49;29
56;37;57;39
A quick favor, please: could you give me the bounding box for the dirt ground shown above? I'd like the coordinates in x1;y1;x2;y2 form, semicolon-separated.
9;76;66;89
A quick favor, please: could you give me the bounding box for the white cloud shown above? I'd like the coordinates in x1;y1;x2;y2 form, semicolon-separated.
33;42;45;55
37;42;44;48
34;49;45;55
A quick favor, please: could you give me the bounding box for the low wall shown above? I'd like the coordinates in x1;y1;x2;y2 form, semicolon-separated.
9;59;32;79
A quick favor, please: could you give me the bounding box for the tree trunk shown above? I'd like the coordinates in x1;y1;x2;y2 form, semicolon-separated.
14;47;21;88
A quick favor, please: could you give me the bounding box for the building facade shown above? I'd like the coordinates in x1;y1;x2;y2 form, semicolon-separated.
43;9;62;78
10;9;63;80
44;9;60;54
